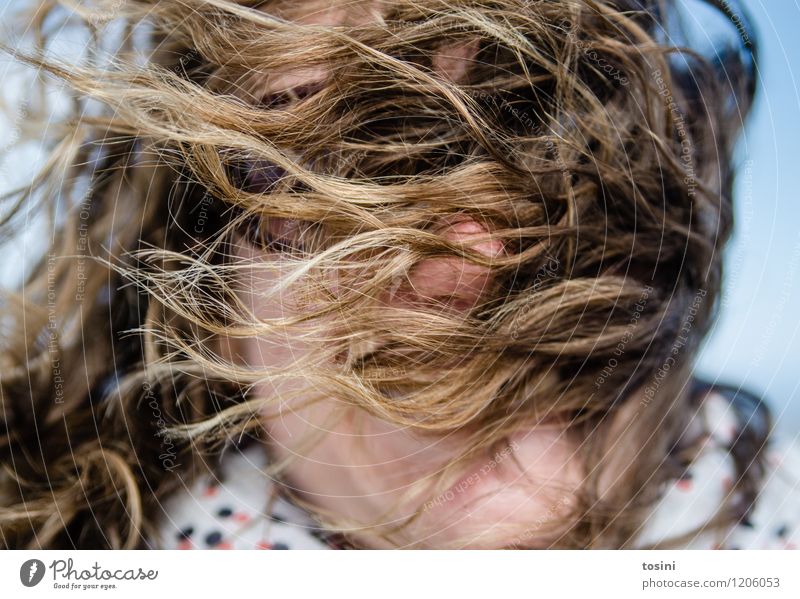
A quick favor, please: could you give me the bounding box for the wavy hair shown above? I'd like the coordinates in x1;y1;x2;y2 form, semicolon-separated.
0;0;767;548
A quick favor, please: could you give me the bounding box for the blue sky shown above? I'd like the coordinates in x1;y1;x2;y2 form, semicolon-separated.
690;1;800;435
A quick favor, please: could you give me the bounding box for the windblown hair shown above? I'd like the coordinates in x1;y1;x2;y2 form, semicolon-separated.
1;0;768;548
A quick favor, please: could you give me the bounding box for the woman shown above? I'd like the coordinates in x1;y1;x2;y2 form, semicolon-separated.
1;0;796;549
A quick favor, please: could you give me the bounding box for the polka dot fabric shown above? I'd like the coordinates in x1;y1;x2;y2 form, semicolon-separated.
156;392;800;549
156;447;331;550
637;391;800;549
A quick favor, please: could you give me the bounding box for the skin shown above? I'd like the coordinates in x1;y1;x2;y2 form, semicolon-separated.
237;221;583;548
232;0;588;548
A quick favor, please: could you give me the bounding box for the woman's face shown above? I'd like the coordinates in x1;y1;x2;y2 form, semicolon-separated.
232;0;584;549
236;224;582;548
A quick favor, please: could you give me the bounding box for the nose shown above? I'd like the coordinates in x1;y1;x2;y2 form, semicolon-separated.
387;217;505;312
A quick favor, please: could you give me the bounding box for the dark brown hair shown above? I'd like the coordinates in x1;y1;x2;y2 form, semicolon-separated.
0;0;768;548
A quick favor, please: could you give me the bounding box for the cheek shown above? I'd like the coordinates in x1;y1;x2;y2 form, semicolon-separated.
235;249;345;431
239;259;303;368
234;249;336;416
432;39;480;83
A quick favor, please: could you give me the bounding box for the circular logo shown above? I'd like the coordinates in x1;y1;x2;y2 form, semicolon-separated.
19;559;46;587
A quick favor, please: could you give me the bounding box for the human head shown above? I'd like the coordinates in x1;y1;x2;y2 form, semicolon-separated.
0;0;759;548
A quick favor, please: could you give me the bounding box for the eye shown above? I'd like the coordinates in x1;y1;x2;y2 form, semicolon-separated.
243;214;307;253
227;158;287;194
259;80;326;108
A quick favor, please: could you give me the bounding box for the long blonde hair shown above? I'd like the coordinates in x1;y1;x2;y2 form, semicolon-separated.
1;0;766;548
